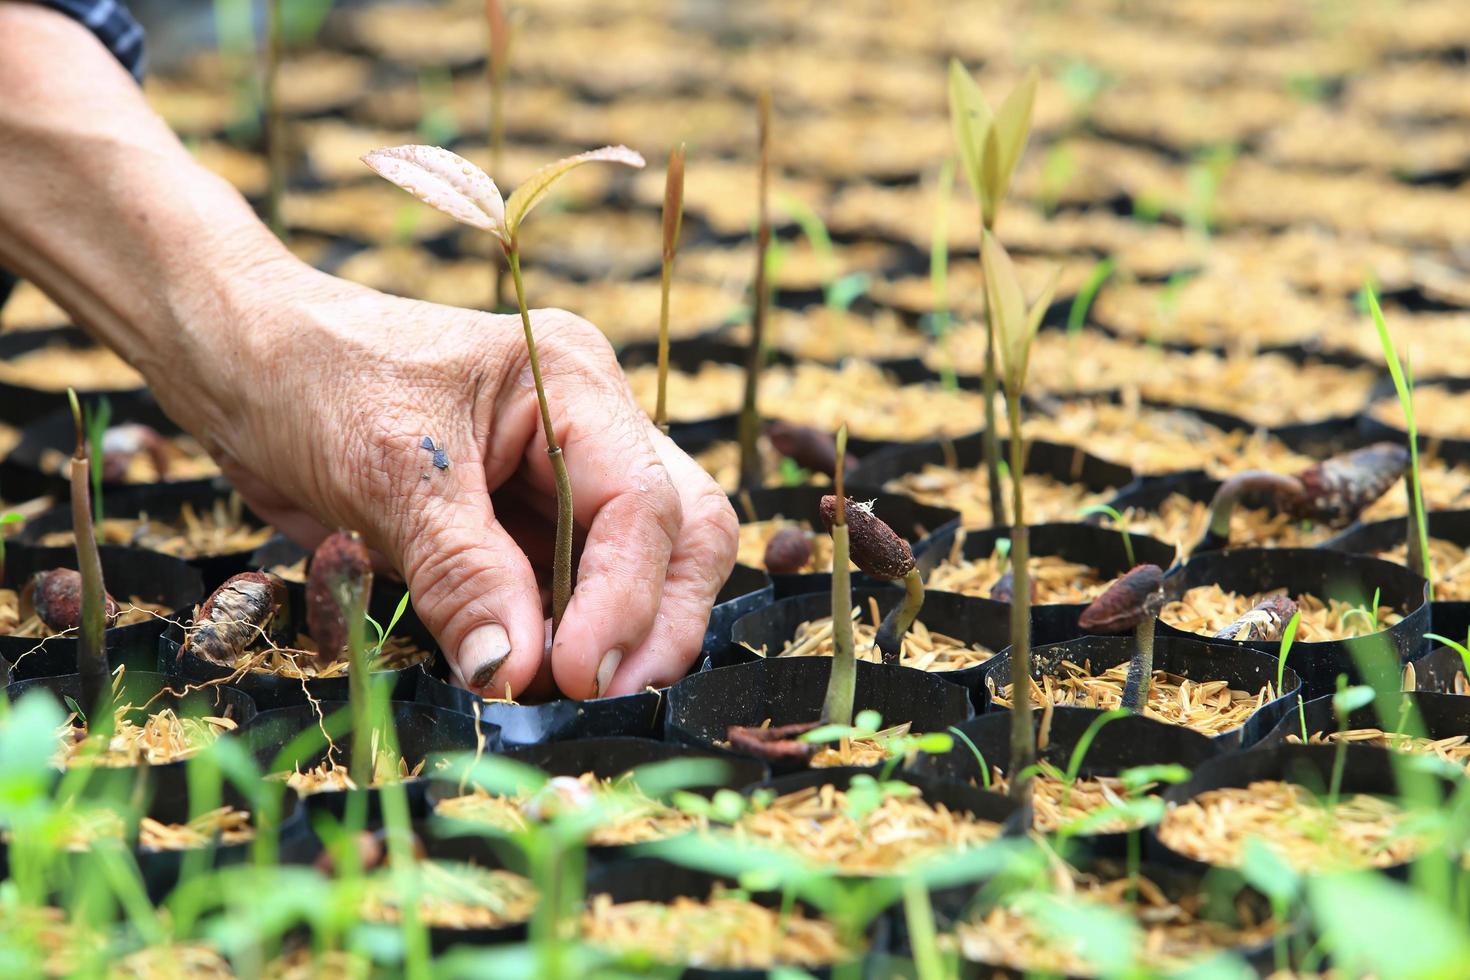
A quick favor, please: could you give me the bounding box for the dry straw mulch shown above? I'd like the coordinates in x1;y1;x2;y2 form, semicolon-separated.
754;597;996;673
362;861;538;930
731;782;1001;875
951;866;1278;976
1162;585;1403;642
927;545;1106;604
987;769;1156;834
1156;780;1424;871
581;891;853;970
1117;493;1333;555
434;773;704;846
1377;538;1470;600
990;660;1276;737
56;699;237;769
885;466;1111;530
0;592;170;637
38;500;272;559
1288;728;1470;774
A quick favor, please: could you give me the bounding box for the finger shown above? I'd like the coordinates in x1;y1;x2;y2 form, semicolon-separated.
603;430;739;696
397;468;545;700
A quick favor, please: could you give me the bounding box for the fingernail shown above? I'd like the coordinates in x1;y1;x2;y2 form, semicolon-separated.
463;623;512;691
594;648;623;699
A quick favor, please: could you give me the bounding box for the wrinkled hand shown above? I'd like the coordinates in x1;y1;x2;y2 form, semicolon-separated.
164;260;737;701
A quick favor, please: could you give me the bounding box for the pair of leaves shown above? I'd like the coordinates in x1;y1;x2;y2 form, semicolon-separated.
948;60;1038;229
982;230;1059;395
363;144;646;248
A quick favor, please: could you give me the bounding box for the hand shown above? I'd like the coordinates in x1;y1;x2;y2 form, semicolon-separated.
160;258;738;700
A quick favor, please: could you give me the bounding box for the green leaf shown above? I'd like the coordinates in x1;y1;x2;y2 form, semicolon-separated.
504;145;645;239
1276;609;1302;694
854;709;883;733
989;67;1039;212
947;59;991;198
1308;871;1470;979
627;757;732;799
1068;258;1115;337
1117;762;1191;792
1333;684;1375;717
913;732;954;754
1030;894;1140;975
1240;837;1300;904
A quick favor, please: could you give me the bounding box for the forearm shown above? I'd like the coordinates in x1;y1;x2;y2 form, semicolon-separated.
0;2;292;442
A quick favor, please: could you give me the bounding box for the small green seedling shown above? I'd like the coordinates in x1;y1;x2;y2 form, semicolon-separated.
928;159;957;391
1366;284;1431;590
949;59;1039;529
822;425;856;726
364;141;646;636
983;229;1059;803
1341;587;1382;633
653;143;685;435
1277;608;1303;697
1076;503;1134;566
738;93;773;491
66;390;111;724
84;396;110;527
364;590;412;661
1328;680;1375;810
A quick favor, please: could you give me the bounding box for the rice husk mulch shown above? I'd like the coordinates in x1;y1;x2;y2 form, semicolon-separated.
1376;537;1470;600
433;772;705;846
1287;728;1470;774
1161;585;1403;642
1361;459;1470;521
730;782;1001;875
1117;492;1333;557
750;596;996;673
884;466;1111;530
950;865;1279;976
0;345;143;392
581;890;854;970
273;742;426;795
38;500;272;560
51;804;254;852
1155;780;1424;871
986;768;1157;835
989;661;1276;738
111;944;235;980
55;682;238;769
927;537;1106;603
362;860;537;930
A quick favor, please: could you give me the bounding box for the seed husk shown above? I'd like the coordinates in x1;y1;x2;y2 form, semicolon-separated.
1162;585;1402;642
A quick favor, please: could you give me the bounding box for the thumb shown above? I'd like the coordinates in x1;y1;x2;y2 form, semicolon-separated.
399;493;545;699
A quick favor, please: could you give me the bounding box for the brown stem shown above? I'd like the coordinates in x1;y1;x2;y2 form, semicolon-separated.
738;92;772;491
263;0;286;241
1198;471;1305;555
1005;394;1032;804
508;248;573;632
1120;601;1160;712
982;302;1006;527
822;427;855;725
655;144;685;434
67;391;110;722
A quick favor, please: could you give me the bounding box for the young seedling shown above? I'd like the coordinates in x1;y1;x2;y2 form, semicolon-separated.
363;142;646;632
485;0;513;310
822;425;857;726
83;397;111;526
653;143;686;435
817;496;921;667
259;0;334;241
314;530;375;785
1065;258;1115;389
928;159;957;392
1342;587;1383;634
782;193;869;320
1328;679;1375;811
65;390;111;723
948;60;1039;528
738;92;773;491
1075;564;1166;712
1367;285;1431;588
1076;502;1135;567
982;230;1059;800
1195;444;1407;554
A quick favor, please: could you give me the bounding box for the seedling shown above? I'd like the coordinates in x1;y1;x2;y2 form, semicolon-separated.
927;159;957;391
1196;443;1407;554
1065;258;1115;388
83;396;110;526
817;496;922;667
312;531;373;784
1277;609;1303;699
981;230;1058;801
821;425;857;726
485;0;513;309
799;709;954;778
260;0;335;240
738;93;773;491
1366;284;1432;588
1342;587;1383;633
0;511;22;573
1328;679;1375;810
1216;594;1299;642
1076;502;1134;567
364;142;646;632
365;591;413;661
782;193;869;318
1075;564;1166;712
65;390;110;723
1183;143;1235;239
948;60;1039;528
654;143;685;434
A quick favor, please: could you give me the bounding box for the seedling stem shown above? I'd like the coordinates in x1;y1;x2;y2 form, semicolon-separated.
822;426;856;726
67;389;111;724
738;93;772;490
654;143;685;434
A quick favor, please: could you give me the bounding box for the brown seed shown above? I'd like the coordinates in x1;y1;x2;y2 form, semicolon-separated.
1077;564;1165;634
766;421;859;478
184;572;286;665
1214;594;1299;642
726;721;821;763
818;496;914;580
24;568;119;632
306;530;374;663
99;424;172;483
762;527;812;574
1288;443;1408;526
988;568;1038;603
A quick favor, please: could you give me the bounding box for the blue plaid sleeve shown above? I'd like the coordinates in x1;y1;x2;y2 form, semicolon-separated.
34;0;145;81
